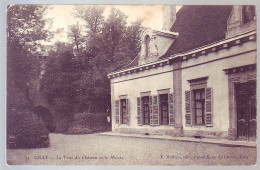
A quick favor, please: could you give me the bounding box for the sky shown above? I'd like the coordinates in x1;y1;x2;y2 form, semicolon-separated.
43;5;182;44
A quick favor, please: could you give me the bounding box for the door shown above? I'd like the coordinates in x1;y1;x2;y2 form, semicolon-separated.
235;81;256;141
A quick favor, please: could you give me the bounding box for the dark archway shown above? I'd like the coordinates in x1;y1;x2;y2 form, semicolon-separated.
33;106;56;132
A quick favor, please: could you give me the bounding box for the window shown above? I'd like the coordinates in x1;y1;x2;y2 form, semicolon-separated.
145;35;150;58
185;77;213;127
243;5;256;24
159;94;169;125
137;92;174;126
120;99;127;124
193;89;205;125
115;97;129;125
142;96;150;125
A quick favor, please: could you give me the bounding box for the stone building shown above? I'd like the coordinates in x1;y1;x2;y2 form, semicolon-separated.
107;5;257;141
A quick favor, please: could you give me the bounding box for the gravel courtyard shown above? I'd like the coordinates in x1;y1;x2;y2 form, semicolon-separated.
7;133;256;166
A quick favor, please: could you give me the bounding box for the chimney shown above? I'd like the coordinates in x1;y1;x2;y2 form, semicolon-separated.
162;6;176;31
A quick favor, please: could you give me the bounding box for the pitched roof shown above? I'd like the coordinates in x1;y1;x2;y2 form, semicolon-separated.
161;5;233;58
114;5;233;73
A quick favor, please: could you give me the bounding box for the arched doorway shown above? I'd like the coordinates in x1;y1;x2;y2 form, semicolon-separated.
33;106;56;132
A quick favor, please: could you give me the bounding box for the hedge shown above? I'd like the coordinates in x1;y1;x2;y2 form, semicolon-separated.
64;112;111;134
7;109;50;148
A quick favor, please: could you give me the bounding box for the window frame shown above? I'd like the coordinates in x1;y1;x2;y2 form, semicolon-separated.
193;88;206;125
159;93;169;125
141;96;150;125
120;99;127;124
144;35;151;58
242;5;256;24
188;77;208;126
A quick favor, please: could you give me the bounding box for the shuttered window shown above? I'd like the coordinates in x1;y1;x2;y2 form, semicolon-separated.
115;97;129;125
135;92;173;126
185;84;213;127
186;77;213;127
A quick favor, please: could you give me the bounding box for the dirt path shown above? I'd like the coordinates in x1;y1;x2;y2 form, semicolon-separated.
6;133;257;165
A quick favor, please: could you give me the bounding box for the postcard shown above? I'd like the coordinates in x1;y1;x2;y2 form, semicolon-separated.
6;3;257;166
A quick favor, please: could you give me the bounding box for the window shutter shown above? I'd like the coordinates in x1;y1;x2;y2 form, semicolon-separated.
185;90;192;126
149;96;154;125
205;88;213;127
115;100;120;124
168;93;174;125
126;99;130;126
137;97;142;125
153;95;159;125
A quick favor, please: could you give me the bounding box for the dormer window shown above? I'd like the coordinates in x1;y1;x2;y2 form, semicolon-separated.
144;35;150;58
243;5;256;24
226;5;256;38
138;28;178;65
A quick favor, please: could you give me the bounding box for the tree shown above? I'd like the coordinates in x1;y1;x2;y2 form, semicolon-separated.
7;5;51;110
41;6;142;117
67;23;85;54
126;19;143;60
101;8;128;62
74;5;105;34
74;6;105;57
7;5;50;52
84;8;141;113
7;5;53;146
49;41;73;56
41;50;80;119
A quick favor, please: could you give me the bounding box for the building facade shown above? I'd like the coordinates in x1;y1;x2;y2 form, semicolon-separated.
108;5;257;141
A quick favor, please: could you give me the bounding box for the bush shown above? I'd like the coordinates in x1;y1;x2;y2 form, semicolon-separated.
7;109;50;148
64;112;111;135
65;125;94;134
53;118;70;133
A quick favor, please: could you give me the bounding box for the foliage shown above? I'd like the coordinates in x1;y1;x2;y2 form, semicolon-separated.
40;6;142;129
7;5;52;147
65;126;94;135
7;81;30;112
41;51;81;115
64;112;110;134
7;109;49;148
7;5;50;50
7;5;51;110
67;23;85;54
33;106;56;132
74;5;105;34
